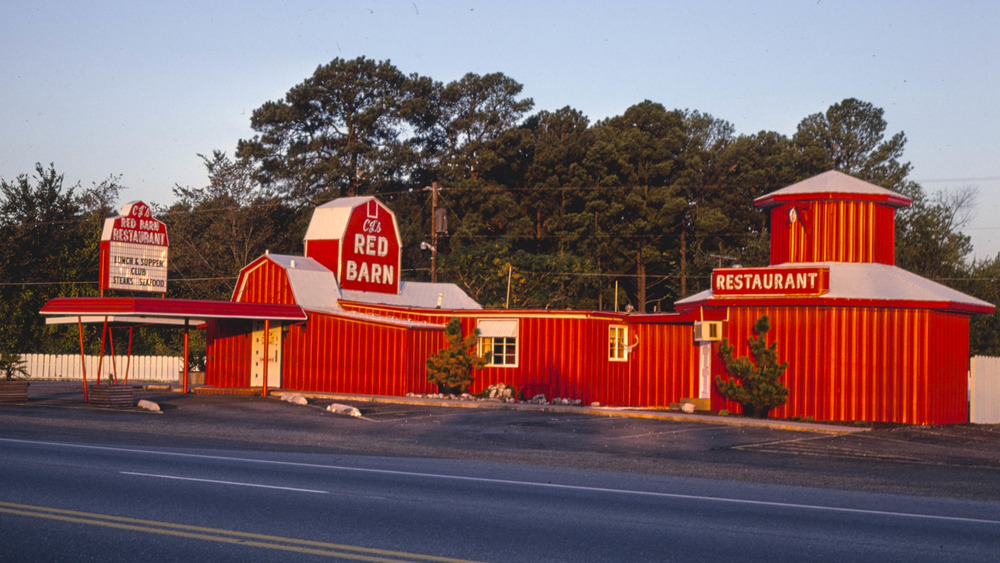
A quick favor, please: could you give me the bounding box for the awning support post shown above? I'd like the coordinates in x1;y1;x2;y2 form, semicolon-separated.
96;317;108;386
77;316;89;402
262;319;270;397
182;319;190;394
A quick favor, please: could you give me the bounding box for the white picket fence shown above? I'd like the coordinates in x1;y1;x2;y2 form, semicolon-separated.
19;354;182;383
971;356;1000;424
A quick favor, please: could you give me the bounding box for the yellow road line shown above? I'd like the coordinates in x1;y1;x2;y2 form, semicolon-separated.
0;501;483;563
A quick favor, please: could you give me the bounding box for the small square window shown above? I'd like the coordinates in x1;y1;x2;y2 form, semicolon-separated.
480;336;517;367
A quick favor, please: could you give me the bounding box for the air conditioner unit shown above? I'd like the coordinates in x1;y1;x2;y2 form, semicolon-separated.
693;321;723;342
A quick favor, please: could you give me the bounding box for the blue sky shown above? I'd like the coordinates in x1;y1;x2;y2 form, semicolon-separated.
3;1;999;257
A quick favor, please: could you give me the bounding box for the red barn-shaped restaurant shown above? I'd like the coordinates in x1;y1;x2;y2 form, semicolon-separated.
676;171;993;423
203;171;992;424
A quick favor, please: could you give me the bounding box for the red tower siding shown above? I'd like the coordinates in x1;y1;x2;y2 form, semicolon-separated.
770;201;896;265
304;239;340;277
710;305;969;424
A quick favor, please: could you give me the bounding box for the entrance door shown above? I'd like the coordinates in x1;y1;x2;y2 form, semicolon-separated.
698;342;713;400
250;321;282;388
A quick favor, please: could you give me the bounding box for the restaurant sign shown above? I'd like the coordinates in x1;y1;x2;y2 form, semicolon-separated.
712;266;829;297
339;199;401;294
99;201;169;293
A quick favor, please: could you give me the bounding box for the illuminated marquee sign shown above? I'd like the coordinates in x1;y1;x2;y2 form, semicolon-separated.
712;266;829;297
99;201;169;293
339;199;401;294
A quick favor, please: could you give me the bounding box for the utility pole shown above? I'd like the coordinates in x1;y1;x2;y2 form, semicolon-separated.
424;182;440;283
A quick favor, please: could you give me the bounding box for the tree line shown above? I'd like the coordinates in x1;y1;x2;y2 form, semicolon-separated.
3;56;999;357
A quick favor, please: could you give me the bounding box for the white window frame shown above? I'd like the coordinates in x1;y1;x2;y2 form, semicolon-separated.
609;324;629;362
477;319;519;368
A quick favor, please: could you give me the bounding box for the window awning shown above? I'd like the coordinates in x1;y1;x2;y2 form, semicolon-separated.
477;318;518;338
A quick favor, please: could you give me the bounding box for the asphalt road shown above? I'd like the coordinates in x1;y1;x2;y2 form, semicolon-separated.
2;383;1000;560
3;435;999;562
2;382;999;500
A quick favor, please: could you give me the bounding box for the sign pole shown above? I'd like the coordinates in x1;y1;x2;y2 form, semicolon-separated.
108;327;118;385
124;327;133;385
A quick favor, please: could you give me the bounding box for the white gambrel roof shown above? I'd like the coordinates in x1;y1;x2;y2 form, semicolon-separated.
340;281;483;310
676;262;993;313
249;254;481;312
303;196;401;246
260;254;342;314
754;170;912;208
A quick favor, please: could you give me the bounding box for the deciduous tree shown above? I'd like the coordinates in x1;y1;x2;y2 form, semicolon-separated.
0;164;121;352
166;152;297;300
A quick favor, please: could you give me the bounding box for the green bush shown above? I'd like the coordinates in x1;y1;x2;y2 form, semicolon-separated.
425;318;490;394
715;315;789;419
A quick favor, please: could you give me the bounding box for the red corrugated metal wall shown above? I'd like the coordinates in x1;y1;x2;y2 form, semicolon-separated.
625;322;699;407
338;304;702;408
710;305;969;424
472;315;605;403
205;319;253;387
281;313;444;395
770;201;896;265
211;291;968;423
205;314;445;395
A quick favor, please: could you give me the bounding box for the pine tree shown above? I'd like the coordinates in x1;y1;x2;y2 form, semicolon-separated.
425;317;489;394
715;315;789;418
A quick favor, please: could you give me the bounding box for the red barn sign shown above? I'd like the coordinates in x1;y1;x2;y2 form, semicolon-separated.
339;199;400;294
99;201;169;293
712;266;829;297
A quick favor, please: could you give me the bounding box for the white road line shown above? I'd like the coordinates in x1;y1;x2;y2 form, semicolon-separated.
4;437;999;525
120;471;329;494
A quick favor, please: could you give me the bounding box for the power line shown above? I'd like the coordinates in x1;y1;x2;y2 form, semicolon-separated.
0;276;237;288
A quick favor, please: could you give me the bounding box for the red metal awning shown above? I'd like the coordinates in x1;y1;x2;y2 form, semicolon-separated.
41;296;307;326
41;297;307;396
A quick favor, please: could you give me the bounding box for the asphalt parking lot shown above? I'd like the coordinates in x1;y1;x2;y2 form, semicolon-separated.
4;381;1000;500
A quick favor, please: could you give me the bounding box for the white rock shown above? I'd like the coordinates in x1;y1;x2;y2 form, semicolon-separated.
281;394;308;405
327;403;362;417
681;402;696;413
137;399;160;412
